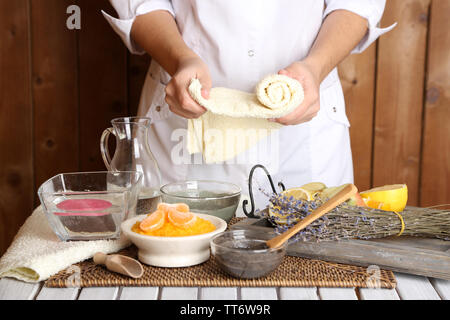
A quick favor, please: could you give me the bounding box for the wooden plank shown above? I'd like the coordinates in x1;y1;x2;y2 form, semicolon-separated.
30;0;79;199
160;287;198;300
200;287;238;300
128;54;151;116
373;0;430;205
0;0;34;256
119;287;159;300
395;273;441;300
77;287;119;300
430;278;450;300
240;287;278;300
78;0;128;171
338;44;376;191
358;288;400;300
36;287;79;300
232;218;450;280
288;237;450;280
279;287;319;300
419;0;450;207
0;278;41;300
318;287;358;300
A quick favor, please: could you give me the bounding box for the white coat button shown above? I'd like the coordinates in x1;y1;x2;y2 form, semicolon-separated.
248;50;255;57
156;106;161;112
332;107;337;113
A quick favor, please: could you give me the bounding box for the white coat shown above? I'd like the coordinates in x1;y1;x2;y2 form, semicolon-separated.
103;0;395;213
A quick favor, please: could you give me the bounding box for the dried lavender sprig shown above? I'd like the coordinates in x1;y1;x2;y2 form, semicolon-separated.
266;192;450;243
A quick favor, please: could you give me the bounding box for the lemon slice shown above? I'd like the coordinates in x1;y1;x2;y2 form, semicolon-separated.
300;182;327;198
268;187;313;225
360;184;408;212
281;187;313;201
300;182;327;193
320;185;347;199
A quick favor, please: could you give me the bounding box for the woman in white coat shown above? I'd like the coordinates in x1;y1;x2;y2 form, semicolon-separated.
103;0;394;212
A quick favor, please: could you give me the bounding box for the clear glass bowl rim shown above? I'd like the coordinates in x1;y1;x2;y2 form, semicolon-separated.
160;180;241;200
210;229;288;254
37;170;143;195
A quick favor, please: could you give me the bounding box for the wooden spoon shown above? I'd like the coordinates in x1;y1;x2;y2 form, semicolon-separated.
93;252;144;279
265;183;358;249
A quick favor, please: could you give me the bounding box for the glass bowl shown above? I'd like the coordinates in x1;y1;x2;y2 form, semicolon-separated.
210;229;287;279
160;180;241;222
38;171;142;241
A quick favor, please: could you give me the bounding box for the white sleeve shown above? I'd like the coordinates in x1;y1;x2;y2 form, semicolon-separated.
324;0;396;54
102;0;175;55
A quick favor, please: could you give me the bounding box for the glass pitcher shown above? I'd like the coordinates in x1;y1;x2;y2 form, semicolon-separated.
100;117;162;214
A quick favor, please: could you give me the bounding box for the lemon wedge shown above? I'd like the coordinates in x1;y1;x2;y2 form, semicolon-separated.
360;184;408;212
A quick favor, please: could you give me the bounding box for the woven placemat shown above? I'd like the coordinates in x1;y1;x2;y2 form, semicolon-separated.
45;218;396;288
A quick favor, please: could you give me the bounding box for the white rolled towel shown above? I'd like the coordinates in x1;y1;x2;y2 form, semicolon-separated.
0;206;129;283
188;74;304;118
187;74;304;163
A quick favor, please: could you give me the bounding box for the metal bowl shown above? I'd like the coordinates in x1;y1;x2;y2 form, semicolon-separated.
160;180;241;222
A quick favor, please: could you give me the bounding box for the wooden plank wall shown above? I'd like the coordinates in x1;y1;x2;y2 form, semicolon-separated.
0;0;150;255
373;0;430;206
341;0;449;207
420;0;450;207
0;0;34;257
0;0;449;254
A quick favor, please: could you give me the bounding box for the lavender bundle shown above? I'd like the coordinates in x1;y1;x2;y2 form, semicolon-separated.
265;192;450;243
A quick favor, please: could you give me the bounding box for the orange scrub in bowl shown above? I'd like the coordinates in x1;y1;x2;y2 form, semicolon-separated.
132;203;216;237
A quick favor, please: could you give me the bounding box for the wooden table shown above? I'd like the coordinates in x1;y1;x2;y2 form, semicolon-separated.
1;273;449;300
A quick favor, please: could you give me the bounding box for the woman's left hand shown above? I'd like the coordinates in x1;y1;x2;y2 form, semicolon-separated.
271;61;321;125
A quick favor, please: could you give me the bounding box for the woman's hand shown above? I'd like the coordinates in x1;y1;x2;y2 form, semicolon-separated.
131;10;212;119
271;60;321;125
272;9;369;126
164;55;212;119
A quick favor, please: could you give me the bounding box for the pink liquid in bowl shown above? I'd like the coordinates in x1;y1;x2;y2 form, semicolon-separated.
55;199;113;216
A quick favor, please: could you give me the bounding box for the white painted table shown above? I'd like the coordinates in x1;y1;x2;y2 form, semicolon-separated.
1;273;449;300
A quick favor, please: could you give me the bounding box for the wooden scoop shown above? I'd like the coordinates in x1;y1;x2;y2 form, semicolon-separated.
93;252;144;279
266;184;358;249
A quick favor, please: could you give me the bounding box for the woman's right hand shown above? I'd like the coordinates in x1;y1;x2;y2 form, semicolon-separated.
164;55;212;119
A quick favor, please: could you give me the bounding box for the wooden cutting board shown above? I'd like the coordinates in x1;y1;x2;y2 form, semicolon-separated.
231;217;450;280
